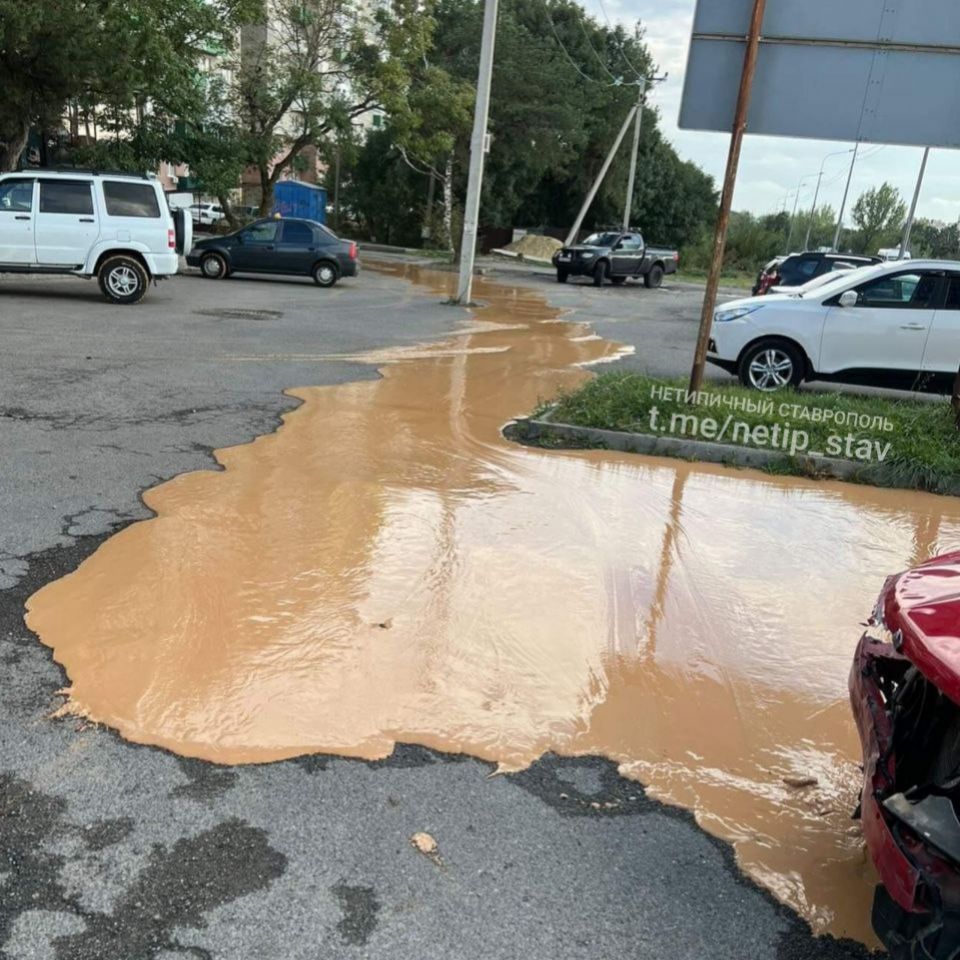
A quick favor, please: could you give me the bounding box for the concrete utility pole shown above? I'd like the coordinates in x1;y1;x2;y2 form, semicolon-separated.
564;104;638;247
900;146;930;260
832;144;858;251
688;0;767;392
622;78;647;231
454;0;500;305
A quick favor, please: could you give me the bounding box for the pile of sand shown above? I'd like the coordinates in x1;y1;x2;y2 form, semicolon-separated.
503;234;563;260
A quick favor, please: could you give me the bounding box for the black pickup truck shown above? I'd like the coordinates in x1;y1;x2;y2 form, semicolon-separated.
552;230;679;288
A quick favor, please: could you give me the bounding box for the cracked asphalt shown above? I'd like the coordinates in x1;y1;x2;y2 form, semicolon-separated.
0;263;877;959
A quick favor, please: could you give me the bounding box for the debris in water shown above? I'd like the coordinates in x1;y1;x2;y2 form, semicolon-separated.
783;777;820;789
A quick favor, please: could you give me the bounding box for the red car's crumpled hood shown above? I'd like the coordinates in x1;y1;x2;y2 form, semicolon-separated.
880;549;960;704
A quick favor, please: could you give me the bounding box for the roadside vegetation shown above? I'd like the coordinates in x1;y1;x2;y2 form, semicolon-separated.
535;373;960;495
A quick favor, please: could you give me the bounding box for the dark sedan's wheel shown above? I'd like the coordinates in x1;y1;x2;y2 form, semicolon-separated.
644;264;664;289
313;261;339;287
200;253;229;279
611;276;626;285
738;339;805;391
556;269;568;283
592;260;608;287
98;256;148;305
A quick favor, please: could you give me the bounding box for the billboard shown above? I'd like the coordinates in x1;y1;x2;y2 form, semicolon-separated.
679;0;960;148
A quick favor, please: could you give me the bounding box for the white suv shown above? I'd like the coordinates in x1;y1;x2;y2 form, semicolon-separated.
0;170;187;304
708;259;960;392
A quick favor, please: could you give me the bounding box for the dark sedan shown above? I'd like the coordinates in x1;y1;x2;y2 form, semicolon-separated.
187;217;359;287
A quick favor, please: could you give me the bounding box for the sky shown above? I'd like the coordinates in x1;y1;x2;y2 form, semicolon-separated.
578;0;960;226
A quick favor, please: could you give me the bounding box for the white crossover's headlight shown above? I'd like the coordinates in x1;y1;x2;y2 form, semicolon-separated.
714;305;762;323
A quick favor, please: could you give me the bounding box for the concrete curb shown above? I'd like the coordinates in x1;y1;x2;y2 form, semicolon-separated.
503;416;960;496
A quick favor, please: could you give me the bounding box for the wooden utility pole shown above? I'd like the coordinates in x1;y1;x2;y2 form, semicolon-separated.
688;0;767;392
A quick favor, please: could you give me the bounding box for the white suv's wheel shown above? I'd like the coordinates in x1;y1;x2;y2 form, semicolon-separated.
98;256;148;305
738;339;804;391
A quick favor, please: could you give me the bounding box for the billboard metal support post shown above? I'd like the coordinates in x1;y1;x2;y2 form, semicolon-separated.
564;103;638;247
900;146;930;260
833;144;859;251
622;79;647;231
454;0;500;306
688;0;767;393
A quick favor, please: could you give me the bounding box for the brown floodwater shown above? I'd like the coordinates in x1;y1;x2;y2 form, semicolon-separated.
25;263;960;945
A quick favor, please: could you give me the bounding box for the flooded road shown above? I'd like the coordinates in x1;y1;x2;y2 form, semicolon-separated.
26;264;960;945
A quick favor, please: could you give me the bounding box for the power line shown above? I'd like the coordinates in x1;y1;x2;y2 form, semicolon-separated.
577;15;624;84
595;0;644;81
545;8;627;88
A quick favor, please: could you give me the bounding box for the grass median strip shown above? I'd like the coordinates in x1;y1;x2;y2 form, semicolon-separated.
532;373;960;494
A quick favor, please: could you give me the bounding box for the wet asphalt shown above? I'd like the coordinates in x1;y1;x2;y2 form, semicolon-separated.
0;263;878;959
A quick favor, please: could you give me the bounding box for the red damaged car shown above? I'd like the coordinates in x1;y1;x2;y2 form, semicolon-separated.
851;551;960;958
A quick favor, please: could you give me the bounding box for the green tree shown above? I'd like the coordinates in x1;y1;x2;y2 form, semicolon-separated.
906;219;960;259
0;0;255;172
850;182;906;255
230;0;433;214
388;65;475;252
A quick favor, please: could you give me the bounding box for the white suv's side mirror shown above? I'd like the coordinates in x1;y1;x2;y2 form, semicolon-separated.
839;289;859;308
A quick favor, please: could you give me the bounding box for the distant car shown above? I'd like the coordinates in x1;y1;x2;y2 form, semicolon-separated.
187;217;359;287
879;247;911;262
708;258;960;391
851;551;960;959
190;202;224;226
755;252;881;295
551;230;678;288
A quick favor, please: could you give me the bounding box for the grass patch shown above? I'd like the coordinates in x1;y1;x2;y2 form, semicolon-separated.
536;372;960;495
674;269;755;291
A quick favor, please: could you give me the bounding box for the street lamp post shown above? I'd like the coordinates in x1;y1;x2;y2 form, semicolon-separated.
832;144;859;251
785;175;814;254
804;148;854;251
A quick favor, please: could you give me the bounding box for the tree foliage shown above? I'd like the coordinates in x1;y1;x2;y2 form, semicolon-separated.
339;0;717;250
850;182;906;255
0;0;255;171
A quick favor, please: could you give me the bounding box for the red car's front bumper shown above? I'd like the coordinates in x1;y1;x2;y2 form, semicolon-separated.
851;629;960;956
850;634;925;910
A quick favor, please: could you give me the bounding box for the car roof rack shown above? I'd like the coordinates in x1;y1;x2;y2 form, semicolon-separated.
17;167;152;180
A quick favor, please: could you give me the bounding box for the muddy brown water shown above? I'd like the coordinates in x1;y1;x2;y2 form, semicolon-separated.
26;264;960;945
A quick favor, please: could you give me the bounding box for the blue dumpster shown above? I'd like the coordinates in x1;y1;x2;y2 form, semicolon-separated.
272;181;327;223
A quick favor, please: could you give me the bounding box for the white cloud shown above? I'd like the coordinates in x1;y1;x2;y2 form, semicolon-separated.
576;0;959;226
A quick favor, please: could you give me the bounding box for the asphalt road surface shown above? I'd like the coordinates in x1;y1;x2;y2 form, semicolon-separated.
0;263;875;959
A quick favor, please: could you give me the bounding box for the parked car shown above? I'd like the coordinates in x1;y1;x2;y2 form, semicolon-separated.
187;217;359;287
190;202;225;226
754;251;881;296
0;168;185;304
707;259;960;391
850;551;960;959
752;256;786;296
767;264;862;296
551;230;678;288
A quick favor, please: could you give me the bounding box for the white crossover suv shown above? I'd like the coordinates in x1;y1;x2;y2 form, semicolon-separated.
0;169;189;304
708;259;960;392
